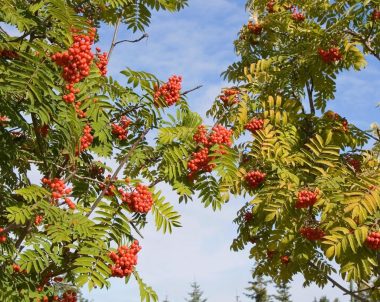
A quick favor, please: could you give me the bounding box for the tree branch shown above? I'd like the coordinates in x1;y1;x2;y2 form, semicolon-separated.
309;262;369;302
344;29;380;61
306;80;315;115
114;33;149;46
182;85;203;96
86;128;150;217
0;223;20;234
107;18;121;60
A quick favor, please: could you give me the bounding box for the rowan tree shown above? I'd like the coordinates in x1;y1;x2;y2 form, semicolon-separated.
0;0;228;301
201;0;380;301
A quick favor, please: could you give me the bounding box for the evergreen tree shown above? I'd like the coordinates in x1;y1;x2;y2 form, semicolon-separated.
185;282;207;302
312;297;340;302
244;273;271;302
273;282;292;302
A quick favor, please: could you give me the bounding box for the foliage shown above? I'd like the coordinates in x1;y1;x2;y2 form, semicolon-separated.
0;0;235;301
201;0;380;301
185;282;207;302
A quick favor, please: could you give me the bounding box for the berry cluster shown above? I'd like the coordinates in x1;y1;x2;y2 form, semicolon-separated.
267;1;275;13
209;125;233;146
0;115;10;126
89;163;105;179
345;156;361;173
365;232;380;250
267;250;276;259
247;21;263;35
61;291;77;302
220;88;239;105
0;228;7;243
109;240;141;277
188;125;232;179
112;116;131;140
38;124;50;137
78;124;94;153
280;255;290;264
51;28;96;103
341;119;349;132
193;125;209;145
244;212;253;222
12;264;21;272
34;215;43;226
245;118;264;134
372;10;380;21
296;189;318;208
291;11;305;22
154;75;182;106
99;175;117;196
74;100;86;118
95;47;108;76
193;125;233;147
120;184;154;213
318;47;342;63
300;226;325;241
42;178;75;209
245;170;266;189
0;50;18;59
188;148;215;176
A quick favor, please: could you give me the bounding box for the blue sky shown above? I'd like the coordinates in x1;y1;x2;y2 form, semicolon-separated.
83;0;380;302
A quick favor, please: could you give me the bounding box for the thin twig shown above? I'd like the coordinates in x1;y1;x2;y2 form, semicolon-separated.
343;285;380;295
129;221;144;239
344;29;380;61
114;33;149;46
182;85;203;96
306;80;315;115
107;18;121;60
309;262;369;302
27;160;106;185
86;128;150;217
351;126;380;143
0;223;19;234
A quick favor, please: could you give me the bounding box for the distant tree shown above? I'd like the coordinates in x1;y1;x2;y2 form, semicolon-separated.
273;282;292;302
185;282;207;302
312;297;339;302
244;273;271;302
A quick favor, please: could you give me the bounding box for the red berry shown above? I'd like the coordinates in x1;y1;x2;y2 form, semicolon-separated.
365;232;380;250
154;75;182;106
245;171;266;189
110;240;141;278
318;47;342;64
219;88;239;105
120;184;154;213
245;118;264;133
299;226;325;241
244;212;253;222
280;255;290;264
12;264;20;272
296;189;318;208
267;250;276;259
266;1;275;13
247;21;263;35
291;11;305;22
112;116;131;141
